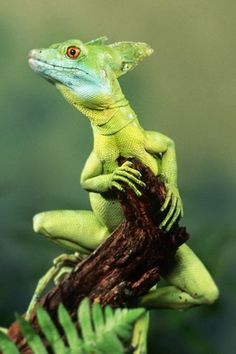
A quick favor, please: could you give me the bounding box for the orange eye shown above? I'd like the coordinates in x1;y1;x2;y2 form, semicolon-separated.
66;46;81;59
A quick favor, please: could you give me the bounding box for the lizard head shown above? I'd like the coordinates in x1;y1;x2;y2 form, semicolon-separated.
28;37;153;122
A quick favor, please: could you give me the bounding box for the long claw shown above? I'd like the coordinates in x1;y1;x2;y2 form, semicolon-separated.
161;190;171;211
166;206;180;231
160;197;177;229
159;183;183;230
115;170;145;187
114;175;142;196
53;253;77;265
112;181;124;192
25;265;58;320
122;161;133;168
120;161;143;178
122;166;142;178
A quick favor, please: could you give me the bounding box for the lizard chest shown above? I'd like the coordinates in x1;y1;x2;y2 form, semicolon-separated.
93;126;147;174
94;135;120;173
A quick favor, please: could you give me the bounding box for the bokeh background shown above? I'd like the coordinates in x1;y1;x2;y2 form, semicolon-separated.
0;0;235;353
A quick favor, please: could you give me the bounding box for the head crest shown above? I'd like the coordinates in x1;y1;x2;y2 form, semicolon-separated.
86;36;108;46
108;41;153;77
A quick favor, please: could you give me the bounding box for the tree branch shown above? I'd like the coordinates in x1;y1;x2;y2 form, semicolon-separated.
8;158;189;352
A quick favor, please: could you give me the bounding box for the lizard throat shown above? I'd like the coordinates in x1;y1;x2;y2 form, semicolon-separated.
92;109;137;136
56;83;137;134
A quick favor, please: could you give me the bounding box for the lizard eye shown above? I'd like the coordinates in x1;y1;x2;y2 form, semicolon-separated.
66;46;81;59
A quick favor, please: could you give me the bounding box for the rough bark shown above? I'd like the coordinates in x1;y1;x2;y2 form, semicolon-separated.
8;158;189;352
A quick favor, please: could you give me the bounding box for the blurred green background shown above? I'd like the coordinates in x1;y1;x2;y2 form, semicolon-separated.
0;0;235;352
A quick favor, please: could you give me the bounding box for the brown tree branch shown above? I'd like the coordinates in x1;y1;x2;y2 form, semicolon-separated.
8;158;189;352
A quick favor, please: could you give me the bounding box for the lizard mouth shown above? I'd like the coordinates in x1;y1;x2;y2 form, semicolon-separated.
28;54;91;78
28;56;85;72
28;55;93;86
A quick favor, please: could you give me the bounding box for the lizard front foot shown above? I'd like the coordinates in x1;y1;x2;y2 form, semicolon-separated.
111;161;146;196
160;183;184;231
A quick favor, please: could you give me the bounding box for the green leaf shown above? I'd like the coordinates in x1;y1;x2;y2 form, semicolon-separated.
78;299;122;354
78;299;94;343
104;305;113;324
96;306;123;354
91;303;104;334
112;307;146;340
36;306;67;354
78;299;146;354
0;332;20;354
96;332;123;354
58;303;83;353
16;314;47;354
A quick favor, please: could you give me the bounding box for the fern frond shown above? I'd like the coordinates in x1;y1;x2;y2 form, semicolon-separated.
79;298;145;354
36;306;68;353
15;314;47;354
58;303;83;353
0;299;146;354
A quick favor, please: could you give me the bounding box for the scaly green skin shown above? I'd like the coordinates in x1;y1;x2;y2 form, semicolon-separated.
28;37;219;352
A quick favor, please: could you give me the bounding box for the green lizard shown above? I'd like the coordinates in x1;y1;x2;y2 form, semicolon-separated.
28;36;219;352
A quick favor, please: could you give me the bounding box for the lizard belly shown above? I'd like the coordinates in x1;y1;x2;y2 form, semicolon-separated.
89;152;159;232
91;125;160;231
89;192;124;231
116;124;159;175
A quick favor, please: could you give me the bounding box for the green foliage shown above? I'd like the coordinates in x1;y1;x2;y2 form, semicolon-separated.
0;332;19;354
0;299;145;354
15;313;47;354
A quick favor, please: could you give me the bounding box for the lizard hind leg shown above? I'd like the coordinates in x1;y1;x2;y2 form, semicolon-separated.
139;244;219;310
33;210;109;253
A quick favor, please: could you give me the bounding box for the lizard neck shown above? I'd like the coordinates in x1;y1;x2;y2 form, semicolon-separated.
91;104;139;136
56;83;140;135
55;83;141;135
